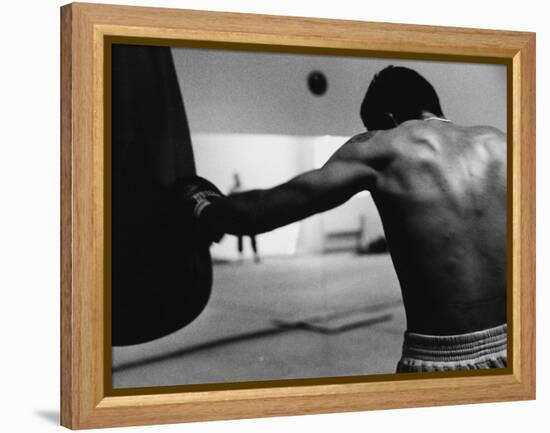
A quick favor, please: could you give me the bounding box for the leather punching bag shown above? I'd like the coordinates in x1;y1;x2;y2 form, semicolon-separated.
111;44;212;346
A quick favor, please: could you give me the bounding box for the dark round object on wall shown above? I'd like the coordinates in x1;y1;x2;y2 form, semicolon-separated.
307;71;328;96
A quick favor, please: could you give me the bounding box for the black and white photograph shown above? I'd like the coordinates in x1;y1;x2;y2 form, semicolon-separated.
110;43;508;389
4;0;547;431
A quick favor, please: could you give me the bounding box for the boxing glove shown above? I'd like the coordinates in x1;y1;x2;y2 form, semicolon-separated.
178;176;226;243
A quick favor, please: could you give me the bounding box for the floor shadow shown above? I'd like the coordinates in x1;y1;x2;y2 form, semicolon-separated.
112;301;401;374
34;409;59;425
113;326;290;373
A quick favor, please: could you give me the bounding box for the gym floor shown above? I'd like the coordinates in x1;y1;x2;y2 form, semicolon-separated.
112;252;405;388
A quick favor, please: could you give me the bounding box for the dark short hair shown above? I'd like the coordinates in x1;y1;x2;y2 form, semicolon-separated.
360;66;444;130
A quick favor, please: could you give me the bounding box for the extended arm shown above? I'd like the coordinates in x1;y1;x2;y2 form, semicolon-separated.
202;154;377;237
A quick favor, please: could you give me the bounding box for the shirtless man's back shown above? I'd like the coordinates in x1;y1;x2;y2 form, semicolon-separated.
185;66;508;372
342;119;506;335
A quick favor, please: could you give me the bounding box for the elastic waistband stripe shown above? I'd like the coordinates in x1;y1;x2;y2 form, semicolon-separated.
402;324;507;362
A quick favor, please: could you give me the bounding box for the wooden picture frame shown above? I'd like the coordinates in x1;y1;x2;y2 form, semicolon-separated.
60;2;535;429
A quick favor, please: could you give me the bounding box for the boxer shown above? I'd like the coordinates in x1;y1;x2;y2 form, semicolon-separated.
183;66;507;372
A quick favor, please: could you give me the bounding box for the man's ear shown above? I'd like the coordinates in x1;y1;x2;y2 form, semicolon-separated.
384;112;399;127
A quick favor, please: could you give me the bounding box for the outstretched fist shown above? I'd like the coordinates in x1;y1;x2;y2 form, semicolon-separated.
178;176;225;244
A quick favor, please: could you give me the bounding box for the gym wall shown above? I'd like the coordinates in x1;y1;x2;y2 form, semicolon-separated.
173;48;506;136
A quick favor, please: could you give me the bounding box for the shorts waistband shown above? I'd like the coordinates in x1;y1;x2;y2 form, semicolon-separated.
402;324;507;363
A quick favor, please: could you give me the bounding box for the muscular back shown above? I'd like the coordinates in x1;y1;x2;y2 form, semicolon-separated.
360;120;507;334
206;116;506;335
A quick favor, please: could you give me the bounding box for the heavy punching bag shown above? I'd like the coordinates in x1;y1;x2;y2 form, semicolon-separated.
111;44;212;346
